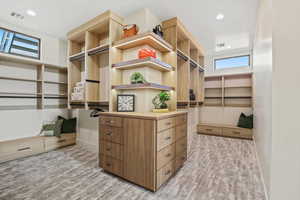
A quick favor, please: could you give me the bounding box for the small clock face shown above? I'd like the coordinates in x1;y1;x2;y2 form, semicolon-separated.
117;95;135;112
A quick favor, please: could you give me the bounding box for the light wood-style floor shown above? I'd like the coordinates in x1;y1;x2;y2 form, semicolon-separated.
0;134;266;200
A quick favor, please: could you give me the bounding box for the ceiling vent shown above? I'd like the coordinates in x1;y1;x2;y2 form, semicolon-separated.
11;12;24;19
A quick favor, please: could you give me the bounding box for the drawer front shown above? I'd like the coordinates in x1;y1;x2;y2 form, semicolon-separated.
175;124;187;141
175;151;187;171
44;134;76;152
99;141;123;160
157;160;174;188
100;155;123;177
157;117;176;132
157;128;175;151
176;137;187;156
99;126;123;144
100;116;122;127
198;125;222;135
175;114;187;126
157;144;175;170
0;137;44;163
222;127;252;139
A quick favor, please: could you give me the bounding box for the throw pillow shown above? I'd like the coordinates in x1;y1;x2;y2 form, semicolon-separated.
54;119;64;137
237;113;253;129
58;116;77;133
40;124;55;136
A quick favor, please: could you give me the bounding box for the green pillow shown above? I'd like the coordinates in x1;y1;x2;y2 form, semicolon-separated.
54;119;64;137
237;113;253;129
41;124;55;136
58;116;77;133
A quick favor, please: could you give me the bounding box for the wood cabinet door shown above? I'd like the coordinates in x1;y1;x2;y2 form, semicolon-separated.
123;118;156;191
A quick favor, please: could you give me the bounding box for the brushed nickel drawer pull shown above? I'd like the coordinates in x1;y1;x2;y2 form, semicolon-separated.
205;128;213;131
18;147;31;151
165;136;171;140
165;170;171;175
233;131;240;135
58;139;66;143
106;132;112;136
165;153;172;157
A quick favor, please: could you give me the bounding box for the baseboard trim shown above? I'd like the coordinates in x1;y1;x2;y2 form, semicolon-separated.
253;135;269;200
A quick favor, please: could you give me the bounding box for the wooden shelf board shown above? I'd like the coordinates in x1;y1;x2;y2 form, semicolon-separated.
69;51;85;62
204;103;223;107
177;49;189;61
44;81;67;85
205;87;222;89
205;96;222;99
199;65;205;72
190;59;198;68
87;44;109;56
0;52;42;66
224;96;252;99
112;57;174;72
45;93;67;97
44;64;67;71
113;32;173;52
112;83;174;91
0;92;42;96
0;76;41;82
224;104;252;107
44;104;68;109
224;86;252;89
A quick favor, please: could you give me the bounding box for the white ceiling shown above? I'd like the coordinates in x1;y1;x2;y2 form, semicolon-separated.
0;0;258;54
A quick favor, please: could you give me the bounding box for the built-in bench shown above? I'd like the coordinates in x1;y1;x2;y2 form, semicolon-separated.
197;123;252;140
0;133;76;163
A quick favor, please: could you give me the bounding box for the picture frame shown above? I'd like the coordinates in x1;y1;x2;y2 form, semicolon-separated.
117;94;135;112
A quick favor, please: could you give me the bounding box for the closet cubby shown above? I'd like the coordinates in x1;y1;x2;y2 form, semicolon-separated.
162;17;206;108
0;53;67;110
204;73;253;108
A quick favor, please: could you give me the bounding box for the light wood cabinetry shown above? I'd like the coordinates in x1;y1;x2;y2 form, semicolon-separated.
162;18;205;108
0;53;67;110
99;111;187;191
197;123;252;140
204;73;253;107
0;133;76;163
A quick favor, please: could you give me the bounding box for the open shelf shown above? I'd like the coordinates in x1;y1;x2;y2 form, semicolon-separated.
69;51;85;62
190;59;198;68
112;57;174;72
87;44;109;56
0;76;41;83
112;83;174;91
113;32;173;52
44;80;67;85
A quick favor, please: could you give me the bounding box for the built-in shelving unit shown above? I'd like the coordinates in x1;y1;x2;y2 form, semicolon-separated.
162;17;205;108
204;73;253;107
0;53;67;110
67;10;123;110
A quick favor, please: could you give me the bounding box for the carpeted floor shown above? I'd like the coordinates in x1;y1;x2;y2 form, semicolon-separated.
0;134;266;200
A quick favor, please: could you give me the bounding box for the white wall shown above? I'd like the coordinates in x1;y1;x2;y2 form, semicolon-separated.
270;0;300;199
252;0;272;195
0;21;69;142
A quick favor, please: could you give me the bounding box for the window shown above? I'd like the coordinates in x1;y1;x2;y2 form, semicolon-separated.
0;27;40;59
214;55;250;70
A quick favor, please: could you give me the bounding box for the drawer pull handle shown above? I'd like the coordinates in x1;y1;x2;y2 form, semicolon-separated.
105;120;114;124
106;148;111;151
165;170;171;175
18;147;31;151
58;139;66;143
205;129;213;131
106;163;111;167
165;136;171;140
106;132;112;136
165;153;172;157
233;131;240;135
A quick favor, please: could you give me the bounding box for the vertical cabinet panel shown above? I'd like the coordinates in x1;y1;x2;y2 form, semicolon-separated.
123;118;156;191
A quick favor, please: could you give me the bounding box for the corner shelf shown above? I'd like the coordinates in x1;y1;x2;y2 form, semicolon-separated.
112;57;174;72
112;83;174;91
113;32;173;52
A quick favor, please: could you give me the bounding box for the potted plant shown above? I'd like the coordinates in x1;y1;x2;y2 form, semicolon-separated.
130;72;146;84
152;91;171;113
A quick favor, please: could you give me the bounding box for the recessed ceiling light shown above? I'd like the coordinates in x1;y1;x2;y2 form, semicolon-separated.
216;13;224;21
26;9;36;17
227;45;231;49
